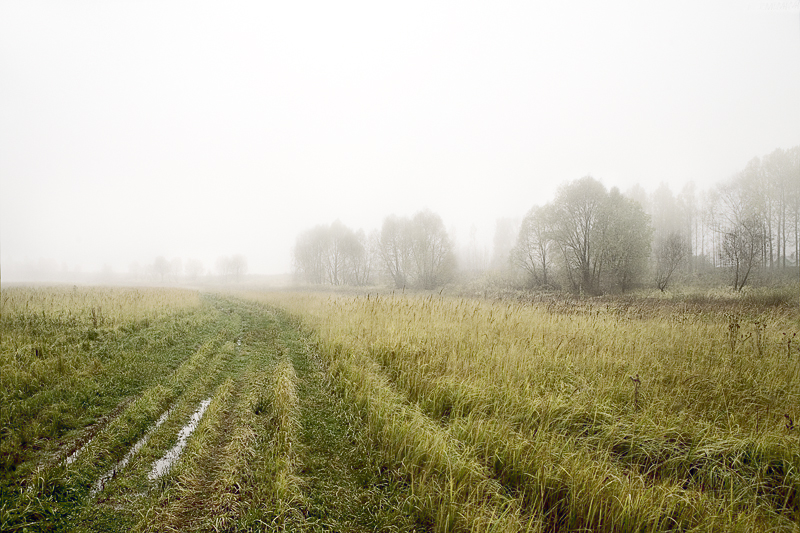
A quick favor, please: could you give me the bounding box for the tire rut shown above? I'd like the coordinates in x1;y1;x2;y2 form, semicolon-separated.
139;377;244;532
288;342;422;532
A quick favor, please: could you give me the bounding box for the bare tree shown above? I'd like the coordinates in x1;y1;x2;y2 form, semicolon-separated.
651;183;683;242
655;232;687;292
677;182;699;271
716;177;767;291
512;205;554;287
293;225;329;284
525;178;651;294
323;221;349;285
491;217;519;270
789;146;800;268
600;188;652;293
410;209;456;290
720;216;764;291
214;255;247;282
345;229;372;285
229;254;248;282
378;215;412;289
550;176;608;294
153;256;170;283
294;222;373;286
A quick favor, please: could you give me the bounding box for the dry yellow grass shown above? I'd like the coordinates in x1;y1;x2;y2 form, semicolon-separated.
246;290;800;531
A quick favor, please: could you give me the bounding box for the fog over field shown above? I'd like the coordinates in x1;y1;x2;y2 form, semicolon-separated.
1;1;799;281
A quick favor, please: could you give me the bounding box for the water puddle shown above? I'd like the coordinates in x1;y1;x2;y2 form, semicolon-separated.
91;409;172;495
148;397;212;480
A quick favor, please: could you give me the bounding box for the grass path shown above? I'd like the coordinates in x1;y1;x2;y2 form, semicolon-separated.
5;295;424;532
286;337;422;532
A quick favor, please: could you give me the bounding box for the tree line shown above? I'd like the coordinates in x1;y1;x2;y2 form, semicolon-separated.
293;210;456;289
293;144;800;292
636;145;799;292
512;177;652;294
130;254;248;283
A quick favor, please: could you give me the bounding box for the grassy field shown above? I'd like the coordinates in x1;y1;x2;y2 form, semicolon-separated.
2;286;799;531
247;289;800;532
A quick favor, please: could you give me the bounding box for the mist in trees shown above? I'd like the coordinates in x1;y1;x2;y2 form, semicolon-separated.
147;256;188;283
185;258;205;280
654;232;687;292
378;215;411;288
601;188;653;293
138;257;210;283
293;221;372;286
689;150;796;289
513;177;652;294
491;218;519;270
291;144;798;294
509;144;798;294
400;210;456;290
512;205;555;288
293;210;456;289
216;254;248;282
153;256;171;282
623;145;797;293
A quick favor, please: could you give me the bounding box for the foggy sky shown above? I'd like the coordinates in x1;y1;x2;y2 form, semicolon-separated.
2;1;799;279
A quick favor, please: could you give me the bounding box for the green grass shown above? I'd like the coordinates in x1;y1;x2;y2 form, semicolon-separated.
3;286;799;531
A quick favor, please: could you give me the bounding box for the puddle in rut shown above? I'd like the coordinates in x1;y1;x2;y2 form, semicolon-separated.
148;397;212;480
91;409;172;495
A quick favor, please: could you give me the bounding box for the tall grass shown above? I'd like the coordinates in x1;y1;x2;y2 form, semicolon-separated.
250;291;800;531
1;286;201;325
325;347;530;531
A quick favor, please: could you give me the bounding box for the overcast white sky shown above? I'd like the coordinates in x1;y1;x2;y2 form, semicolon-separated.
2;0;799;278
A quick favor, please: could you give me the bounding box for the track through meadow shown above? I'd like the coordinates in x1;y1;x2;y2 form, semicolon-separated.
2;293;420;532
3;288;799;532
